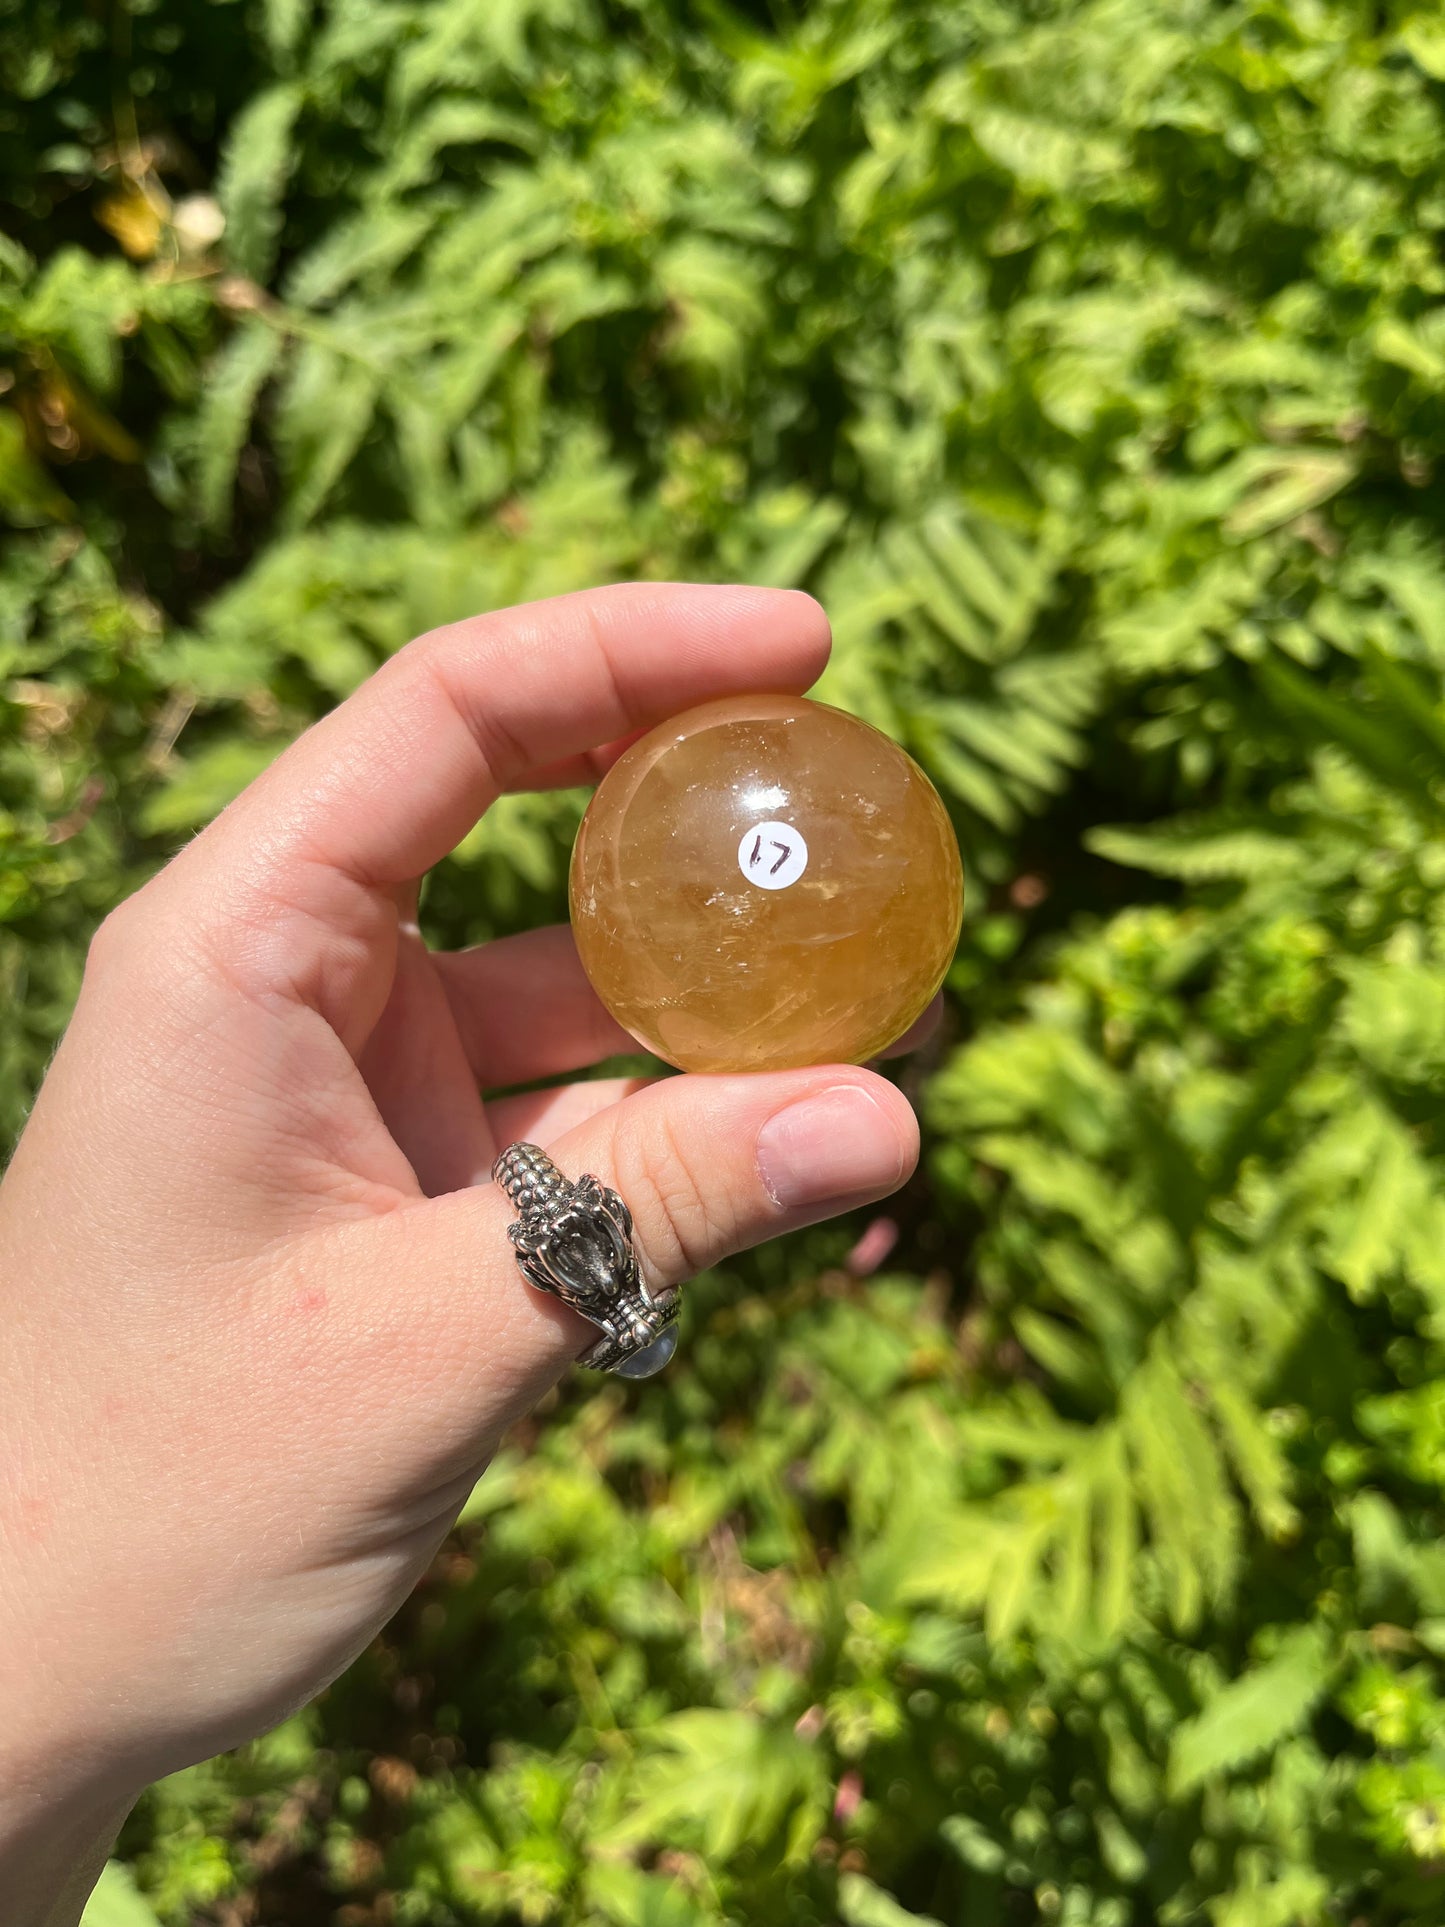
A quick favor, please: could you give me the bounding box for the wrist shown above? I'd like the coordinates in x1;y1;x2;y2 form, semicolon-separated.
0;1765;137;1927
0;1587;146;1927
0;1252;146;1921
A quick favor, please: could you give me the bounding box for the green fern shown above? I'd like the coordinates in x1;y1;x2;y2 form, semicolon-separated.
1168;1624;1336;1796
14;1;1445;1922
217;83;303;285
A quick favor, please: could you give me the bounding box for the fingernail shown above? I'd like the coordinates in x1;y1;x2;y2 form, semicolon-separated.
755;1085;908;1210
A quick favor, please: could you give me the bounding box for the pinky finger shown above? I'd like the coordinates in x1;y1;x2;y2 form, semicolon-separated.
873;994;944;1062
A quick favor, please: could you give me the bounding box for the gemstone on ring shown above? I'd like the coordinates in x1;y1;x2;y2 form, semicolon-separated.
611;1324;678;1379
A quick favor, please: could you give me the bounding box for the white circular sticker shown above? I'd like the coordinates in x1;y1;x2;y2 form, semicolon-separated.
738;820;808;891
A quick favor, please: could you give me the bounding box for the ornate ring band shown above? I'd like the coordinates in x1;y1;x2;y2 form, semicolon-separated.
492;1142;681;1379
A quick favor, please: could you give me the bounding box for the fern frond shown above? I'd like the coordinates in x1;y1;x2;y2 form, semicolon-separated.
1167;1624;1335;1796
1088;822;1301;882
218;83;302;284
194;321;284;530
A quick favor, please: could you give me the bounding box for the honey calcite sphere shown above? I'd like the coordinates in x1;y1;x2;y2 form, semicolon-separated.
570;693;963;1074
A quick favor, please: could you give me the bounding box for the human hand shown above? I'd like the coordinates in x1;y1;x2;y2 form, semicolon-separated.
0;586;921;1924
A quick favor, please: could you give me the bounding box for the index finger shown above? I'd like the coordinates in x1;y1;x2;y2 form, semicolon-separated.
148;583;830;1027
223;583;830;889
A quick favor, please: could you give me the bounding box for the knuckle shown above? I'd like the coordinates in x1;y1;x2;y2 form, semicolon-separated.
613;1110;733;1284
84;880;202;1011
85;888;152;980
414;639;531;788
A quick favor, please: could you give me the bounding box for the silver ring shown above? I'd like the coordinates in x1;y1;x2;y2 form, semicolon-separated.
492;1142;681;1379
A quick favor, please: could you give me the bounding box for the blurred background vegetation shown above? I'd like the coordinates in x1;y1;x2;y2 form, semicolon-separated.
8;0;1445;1921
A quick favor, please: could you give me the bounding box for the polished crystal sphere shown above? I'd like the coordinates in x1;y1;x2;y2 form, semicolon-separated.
570;693;964;1074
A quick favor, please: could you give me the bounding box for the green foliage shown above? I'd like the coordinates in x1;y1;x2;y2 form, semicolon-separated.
13;0;1445;1920
80;1863;162;1927
1168;1625;1336;1798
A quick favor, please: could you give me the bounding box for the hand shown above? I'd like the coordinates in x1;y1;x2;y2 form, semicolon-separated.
0;585;920;1924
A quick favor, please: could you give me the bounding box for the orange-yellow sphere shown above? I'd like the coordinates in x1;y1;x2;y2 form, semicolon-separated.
569;694;963;1073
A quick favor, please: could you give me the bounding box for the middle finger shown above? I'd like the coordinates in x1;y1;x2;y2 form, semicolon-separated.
435;925;635;1089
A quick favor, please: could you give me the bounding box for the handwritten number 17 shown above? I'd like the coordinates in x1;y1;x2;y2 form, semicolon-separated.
749;834;792;876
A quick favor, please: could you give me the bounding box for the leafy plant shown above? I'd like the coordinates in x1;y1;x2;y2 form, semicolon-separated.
17;0;1445;1921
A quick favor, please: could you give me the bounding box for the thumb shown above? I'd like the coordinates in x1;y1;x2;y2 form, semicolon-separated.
329;1066;918;1478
